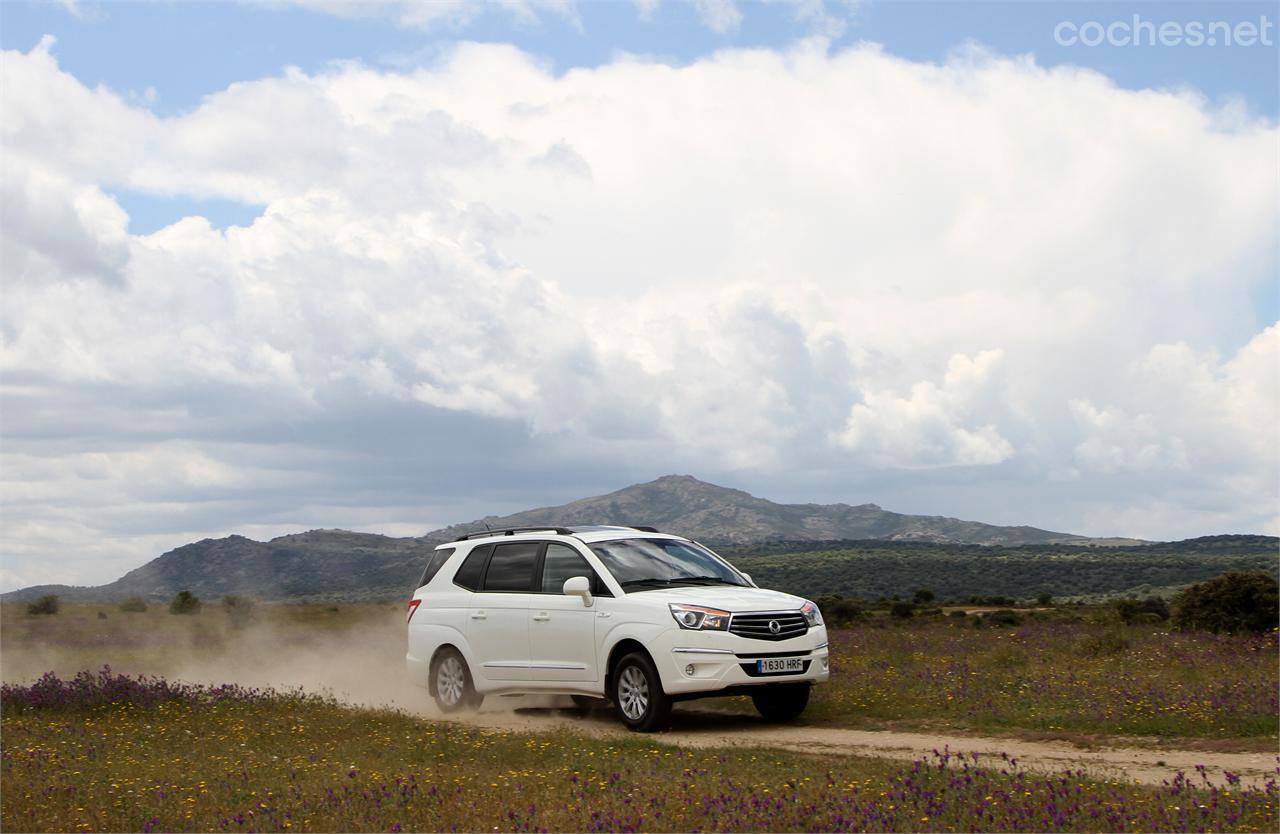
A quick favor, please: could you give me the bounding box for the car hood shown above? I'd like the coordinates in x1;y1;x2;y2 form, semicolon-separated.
624;585;807;612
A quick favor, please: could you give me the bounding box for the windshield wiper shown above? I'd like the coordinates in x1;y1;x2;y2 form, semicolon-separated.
670;576;742;586
620;578;676;589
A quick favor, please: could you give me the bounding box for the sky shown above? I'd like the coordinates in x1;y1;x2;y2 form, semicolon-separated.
1;0;1277;590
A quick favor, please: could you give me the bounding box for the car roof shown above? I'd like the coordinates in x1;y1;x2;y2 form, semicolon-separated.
439;525;685;548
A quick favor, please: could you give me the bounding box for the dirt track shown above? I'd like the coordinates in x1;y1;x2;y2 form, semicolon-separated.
445;698;1279;790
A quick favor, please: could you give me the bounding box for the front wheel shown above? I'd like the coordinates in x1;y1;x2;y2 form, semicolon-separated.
611;652;671;732
431;648;481;713
751;683;810;722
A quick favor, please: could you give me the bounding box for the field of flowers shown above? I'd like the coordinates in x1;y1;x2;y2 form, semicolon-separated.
3;670;1277;833
3;603;1276;746
791;620;1279;740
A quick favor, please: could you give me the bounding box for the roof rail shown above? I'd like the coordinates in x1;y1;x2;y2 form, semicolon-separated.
453;526;577;542
630;525;661;533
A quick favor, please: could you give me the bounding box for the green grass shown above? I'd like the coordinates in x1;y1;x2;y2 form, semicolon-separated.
754;619;1277;742
3;683;1277;833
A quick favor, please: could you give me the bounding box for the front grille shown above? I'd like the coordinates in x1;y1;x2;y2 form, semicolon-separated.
729;611;808;641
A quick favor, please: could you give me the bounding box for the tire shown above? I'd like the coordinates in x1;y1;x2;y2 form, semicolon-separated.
751;683;810;722
610;651;672;732
431;648;481;713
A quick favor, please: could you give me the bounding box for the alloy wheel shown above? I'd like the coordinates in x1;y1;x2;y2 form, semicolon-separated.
617;665;649;719
437;656;465;707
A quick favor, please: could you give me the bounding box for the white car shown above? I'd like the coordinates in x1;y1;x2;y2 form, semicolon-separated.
406;525;829;731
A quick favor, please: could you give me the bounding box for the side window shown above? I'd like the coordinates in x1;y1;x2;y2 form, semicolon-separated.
482;542;540;592
418;547;456;589
540;544;612;597
540;544;593;594
452;545;491;591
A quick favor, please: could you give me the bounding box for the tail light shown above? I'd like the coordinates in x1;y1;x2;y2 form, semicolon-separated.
406;598;421;623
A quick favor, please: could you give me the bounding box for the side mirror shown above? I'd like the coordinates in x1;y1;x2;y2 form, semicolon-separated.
563;576;593;607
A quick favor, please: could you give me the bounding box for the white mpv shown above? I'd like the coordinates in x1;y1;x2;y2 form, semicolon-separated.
406;525;829;731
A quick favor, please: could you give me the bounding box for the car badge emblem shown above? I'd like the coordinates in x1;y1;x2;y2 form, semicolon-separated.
769;620;781;634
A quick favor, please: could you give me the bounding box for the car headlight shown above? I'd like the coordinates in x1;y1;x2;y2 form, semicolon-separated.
669;603;730;631
801;600;823;627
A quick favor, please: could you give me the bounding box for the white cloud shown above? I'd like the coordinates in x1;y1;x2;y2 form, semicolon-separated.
834;349;1015;468
692;0;742;33
0;37;1276;587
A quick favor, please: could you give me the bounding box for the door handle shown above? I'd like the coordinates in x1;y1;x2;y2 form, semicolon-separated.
597;611;612;619
532;613;550;622
470;611;487;620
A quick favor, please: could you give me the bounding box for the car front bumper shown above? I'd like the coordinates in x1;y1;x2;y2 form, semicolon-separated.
652;624;830;695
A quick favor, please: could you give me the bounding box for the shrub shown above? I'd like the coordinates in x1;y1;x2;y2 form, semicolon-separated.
1172;571;1279;634
948;609;968;618
1114;596;1170;624
889;601;915;619
814;594;865;626
118;596;148;612
912;588;935;605
1036;592;1053;606
984;608;1023;627
169;590;201;615
26;595;59;615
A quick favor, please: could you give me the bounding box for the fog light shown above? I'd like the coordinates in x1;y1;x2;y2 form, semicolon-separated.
822;657;829;670
685;664;695;676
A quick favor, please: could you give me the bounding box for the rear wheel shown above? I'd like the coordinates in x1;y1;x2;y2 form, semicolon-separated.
751;683;810;722
431;648;481;713
610;652;671;732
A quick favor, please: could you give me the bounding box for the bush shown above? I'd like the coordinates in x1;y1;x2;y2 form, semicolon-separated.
984;609;1023;627
814;594;864;626
1172;572;1279;634
948;609;968;618
26;595;59;615
118;596;148;613
912;589;935;605
1114;596;1170;624
1036;592;1053;606
889;601;915;619
169;590;201;615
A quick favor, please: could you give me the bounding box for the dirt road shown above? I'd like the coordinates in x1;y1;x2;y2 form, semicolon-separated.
448;699;1279;790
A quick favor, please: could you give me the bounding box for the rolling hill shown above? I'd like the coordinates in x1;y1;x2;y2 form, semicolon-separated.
1;474;1212;604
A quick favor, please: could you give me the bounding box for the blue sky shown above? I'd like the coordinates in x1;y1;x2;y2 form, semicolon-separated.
1;0;1276;588
3;1;1275;234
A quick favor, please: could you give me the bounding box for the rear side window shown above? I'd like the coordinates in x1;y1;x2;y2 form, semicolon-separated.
483;542;540;592
417;548;455;589
452;545;491;591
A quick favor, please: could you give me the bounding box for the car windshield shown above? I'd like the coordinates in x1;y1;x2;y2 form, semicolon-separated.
588;538;747;590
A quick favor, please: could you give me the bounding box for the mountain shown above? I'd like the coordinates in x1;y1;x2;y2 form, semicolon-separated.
429;474;1092;546
3;475;1143;603
2;531;436;604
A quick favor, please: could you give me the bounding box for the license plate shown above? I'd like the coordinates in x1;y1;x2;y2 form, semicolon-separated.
757;657;804;674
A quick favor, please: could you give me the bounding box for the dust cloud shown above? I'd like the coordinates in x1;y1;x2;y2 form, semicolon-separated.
0;602;566;720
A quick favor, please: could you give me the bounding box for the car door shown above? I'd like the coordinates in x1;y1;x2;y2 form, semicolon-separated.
528;542;605;682
464;541;538;681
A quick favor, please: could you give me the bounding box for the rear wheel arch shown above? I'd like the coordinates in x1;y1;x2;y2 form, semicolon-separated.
428;643;463;697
